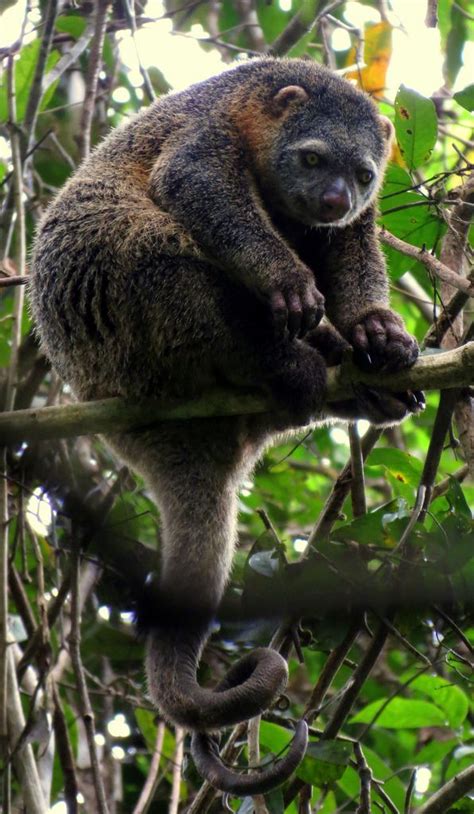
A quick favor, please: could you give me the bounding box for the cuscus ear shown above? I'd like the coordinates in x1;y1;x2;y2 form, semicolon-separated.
379;115;394;142
271;85;309;116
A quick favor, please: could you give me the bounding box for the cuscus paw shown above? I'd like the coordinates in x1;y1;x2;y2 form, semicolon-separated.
350;309;419;373
304;323;351;366
354;384;425;426
269;278;325;341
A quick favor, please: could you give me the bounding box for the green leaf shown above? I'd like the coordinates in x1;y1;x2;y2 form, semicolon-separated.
454;83;474;112
297;741;352;786
445;477;472;519
394;85;438;171
259;721;293;754
381;164;413;200
0;40;60;123
408;674;469;728
134;708;158;753
264;789;285;814
55;15;87;38
450;800;474;814
366;448;423;486
349;698;448;728
135;709;176;760
334;499;409;547
415;738;456;764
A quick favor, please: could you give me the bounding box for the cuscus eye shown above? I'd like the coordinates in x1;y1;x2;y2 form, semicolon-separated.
302;151;320;167
358;169;374;185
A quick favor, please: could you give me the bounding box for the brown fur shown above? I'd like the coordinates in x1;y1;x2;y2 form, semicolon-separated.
30;57;421;793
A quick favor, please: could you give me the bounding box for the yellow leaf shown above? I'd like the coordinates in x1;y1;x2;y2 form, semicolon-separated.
345;21;393;99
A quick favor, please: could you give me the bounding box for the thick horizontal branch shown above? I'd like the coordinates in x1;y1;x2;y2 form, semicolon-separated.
0;344;473;445
379;228;474;296
416;765;474;814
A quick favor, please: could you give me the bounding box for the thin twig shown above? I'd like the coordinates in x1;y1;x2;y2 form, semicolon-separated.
433;605;474;655
304;620;361;721
323;619;392;740
52;682;79;813
169;727;185;814
285;620;393;808
5;55;27;414
349;423;367;518
132;721;166;814
430;463;469;500
268;0;345;57
308;426;382;544
78;0;110;160
23;0;59;152
420;389;461;516
69;547;109;814
6;645;47;814
43;20;96;93
0;275;29;287
123;0;156;102
425;0;438;27
0;450;8;761
354;742;372;814
379;229;474;297
248;716;270;814
416;765;474;814
404;769;416;814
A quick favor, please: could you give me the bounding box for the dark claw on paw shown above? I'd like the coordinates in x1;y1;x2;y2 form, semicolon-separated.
354;349;373;370
406;391;419;411
414;390;426;409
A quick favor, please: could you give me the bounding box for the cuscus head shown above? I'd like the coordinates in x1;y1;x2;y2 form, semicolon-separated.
255;69;393;228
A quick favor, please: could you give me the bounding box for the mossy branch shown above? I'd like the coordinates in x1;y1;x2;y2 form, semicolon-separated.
0;344;473;445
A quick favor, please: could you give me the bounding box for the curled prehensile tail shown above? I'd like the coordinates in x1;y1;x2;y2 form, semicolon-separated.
116;422;308;794
191;722;309;795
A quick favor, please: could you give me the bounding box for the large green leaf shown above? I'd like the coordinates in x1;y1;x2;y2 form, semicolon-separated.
366;448;423;486
394;86;438;171
350;698;448;728
0;40;60;123
454;83;474;112
408;674;469;728
297;741;352;786
55;14;87;38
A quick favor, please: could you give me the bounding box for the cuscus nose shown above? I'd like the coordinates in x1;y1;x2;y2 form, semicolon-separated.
320;178;352;222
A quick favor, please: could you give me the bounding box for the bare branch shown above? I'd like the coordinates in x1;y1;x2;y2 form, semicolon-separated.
132;721;165;814
5;55;27;414
425;0;438;27
168;728;184;814
78;0;111;160
43;20;96;93
379;228;474;297
0;345;473;445
69;549;109;814
349;423;367;518
268;0;344;57
0;274;29;287
23;0;60;151
416;765;474;814
354;742;372;814
6;646;47;813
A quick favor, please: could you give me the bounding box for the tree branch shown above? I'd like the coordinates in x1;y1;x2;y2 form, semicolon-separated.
0;345;473;445
416;765;474;814
379;229;474;297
